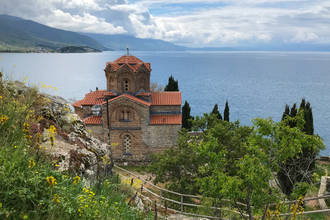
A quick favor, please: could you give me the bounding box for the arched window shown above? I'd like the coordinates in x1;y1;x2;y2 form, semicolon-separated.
124;80;129;92
120;110;131;121
123;135;131;154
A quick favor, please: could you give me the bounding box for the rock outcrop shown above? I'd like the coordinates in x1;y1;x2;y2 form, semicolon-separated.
9;80;112;181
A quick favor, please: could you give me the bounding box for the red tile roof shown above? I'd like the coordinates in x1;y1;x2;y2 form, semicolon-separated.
72;99;83;108
106;55;151;72
109;94;151;106
137;92;151;96
114;55;144;64
72;90;107;107
151;92;181;106
83;115;102;125
150;115;182;125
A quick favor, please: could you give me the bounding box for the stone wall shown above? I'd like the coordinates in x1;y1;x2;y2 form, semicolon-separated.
142;124;181;150
105;97;151;162
82;105;92;117
150;105;181;113
74;106;84;119
110;130;150;162
105;67;150;94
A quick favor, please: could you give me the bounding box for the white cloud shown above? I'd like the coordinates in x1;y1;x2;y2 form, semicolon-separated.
41;9;126;34
0;0;330;46
291;31;319;43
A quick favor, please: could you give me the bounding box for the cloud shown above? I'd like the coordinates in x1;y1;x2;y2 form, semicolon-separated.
0;0;330;46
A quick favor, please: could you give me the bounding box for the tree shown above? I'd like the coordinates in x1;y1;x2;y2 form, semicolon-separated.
164;75;179;91
211;104;222;120
281;104;290;121
224;100;229;122
278;99;318;198
182;100;193;130
149;113;324;219
150;82;163;92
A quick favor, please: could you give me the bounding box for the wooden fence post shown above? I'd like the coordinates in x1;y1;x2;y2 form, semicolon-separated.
154;201;158;220
165;200;167;217
160;189;162;207
181;194;183;212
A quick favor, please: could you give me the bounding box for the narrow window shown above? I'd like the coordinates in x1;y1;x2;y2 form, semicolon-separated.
124;80;129;92
126;111;130;120
123;135;131;154
121;111;125;120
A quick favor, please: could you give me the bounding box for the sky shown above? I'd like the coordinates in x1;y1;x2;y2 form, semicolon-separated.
0;0;330;47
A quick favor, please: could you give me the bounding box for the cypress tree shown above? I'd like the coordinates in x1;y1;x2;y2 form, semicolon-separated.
305;102;314;135
224;100;229;122
289;103;297;127
282;104;290;121
278;99;316;197
164;75;179;91
299;98;306;111
211;104;222;120
182;101;193;130
290;103;297;117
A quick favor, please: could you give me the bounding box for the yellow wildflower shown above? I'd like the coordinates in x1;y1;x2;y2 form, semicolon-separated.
28;159;35;168
47;125;56;146
55;164;60;167
14;145;17;149
0;114;8;125
0;95;2;99
22;214;28;219
53;194;60;203
23;77;28;84
73;176;80;185
46;176;57;187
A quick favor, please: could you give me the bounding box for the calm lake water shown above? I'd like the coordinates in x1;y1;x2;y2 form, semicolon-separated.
1;51;330;155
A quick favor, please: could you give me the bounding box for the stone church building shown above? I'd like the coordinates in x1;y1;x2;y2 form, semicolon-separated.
73;54;182;162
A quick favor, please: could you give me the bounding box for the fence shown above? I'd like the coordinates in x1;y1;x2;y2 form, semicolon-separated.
114;165;330;219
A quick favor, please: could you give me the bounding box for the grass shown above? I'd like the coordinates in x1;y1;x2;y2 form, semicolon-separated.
0;76;153;219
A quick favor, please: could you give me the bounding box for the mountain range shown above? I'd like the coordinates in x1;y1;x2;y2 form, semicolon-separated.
0;14;329;52
0;14;185;52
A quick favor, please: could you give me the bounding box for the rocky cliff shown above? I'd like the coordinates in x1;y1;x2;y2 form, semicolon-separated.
10;81;112;181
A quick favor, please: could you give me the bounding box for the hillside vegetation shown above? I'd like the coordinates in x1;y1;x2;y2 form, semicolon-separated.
0;15;105;52
0;73;152;219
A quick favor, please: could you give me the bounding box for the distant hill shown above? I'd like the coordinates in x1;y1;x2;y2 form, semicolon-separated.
56;46;101;53
0;14;106;52
85;33;186;51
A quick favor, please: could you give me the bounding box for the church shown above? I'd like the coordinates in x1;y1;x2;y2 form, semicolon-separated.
73;53;182;162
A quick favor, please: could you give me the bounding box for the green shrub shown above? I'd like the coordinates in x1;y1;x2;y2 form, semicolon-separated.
0;79;152;219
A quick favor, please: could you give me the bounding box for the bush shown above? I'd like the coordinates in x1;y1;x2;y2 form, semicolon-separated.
0;78;152;219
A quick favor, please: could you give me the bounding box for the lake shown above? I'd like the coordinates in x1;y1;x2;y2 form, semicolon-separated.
1;51;330;155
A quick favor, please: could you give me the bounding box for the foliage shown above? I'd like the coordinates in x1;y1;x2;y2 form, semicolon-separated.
150;82;163;92
182;100;193;130
149;131;202;194
211;104;222;120
224;100;229;122
0;78;152;219
149;112;324;219
278;99;319;198
164;75;179;91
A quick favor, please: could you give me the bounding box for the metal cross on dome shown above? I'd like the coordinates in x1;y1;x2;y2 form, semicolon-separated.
126;46;129;56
